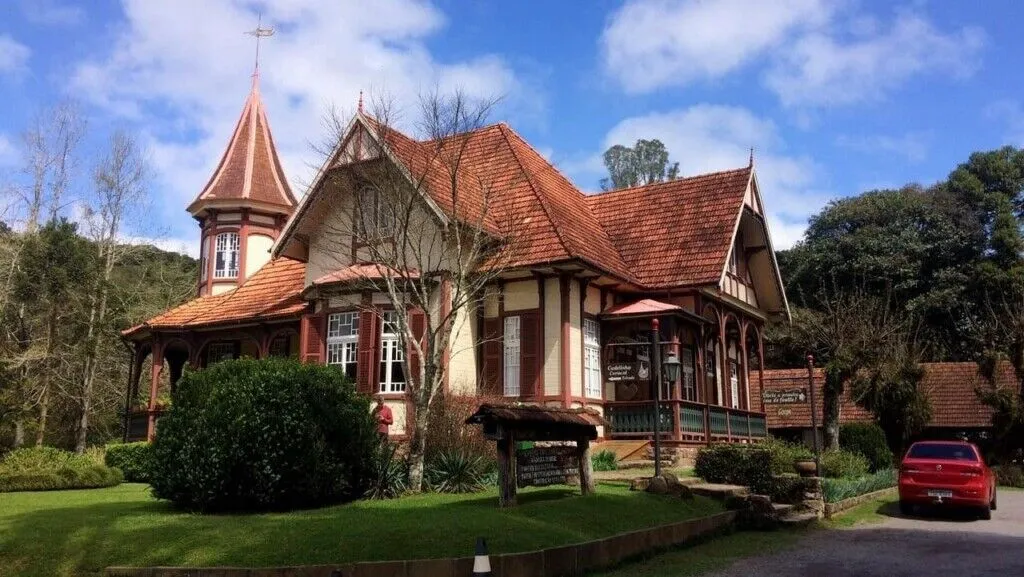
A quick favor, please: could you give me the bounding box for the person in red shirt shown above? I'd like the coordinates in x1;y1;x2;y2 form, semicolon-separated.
373;396;393;441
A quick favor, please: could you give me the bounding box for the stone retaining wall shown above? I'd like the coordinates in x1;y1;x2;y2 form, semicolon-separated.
105;511;735;577
823;486;898;518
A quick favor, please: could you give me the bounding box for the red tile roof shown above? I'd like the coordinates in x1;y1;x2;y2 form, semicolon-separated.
754;362;1021;430
187;79;297;216
124;257;307;336
311;263;419;287
586;167;753;288
602;298;682;317
286;116;754;289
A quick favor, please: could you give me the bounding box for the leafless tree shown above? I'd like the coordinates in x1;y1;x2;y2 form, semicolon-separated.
313;90;525;491
74;130;149;453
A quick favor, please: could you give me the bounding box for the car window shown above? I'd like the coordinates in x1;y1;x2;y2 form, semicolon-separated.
907;443;978;461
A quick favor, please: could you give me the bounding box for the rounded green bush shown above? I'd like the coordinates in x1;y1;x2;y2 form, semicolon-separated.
695;444;773;494
105;442;154;483
839;422;894;472
819;448;870;478
150;358;379;512
0;447;123;492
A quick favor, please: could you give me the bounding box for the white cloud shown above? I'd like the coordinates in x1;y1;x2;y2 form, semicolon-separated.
0;35;30;74
71;0;522;235
601;0;832;93
834;131;931;162
765;13;984;107
559;104;828;248
20;0;85;26
986;100;1024;145
0;133;17;167
601;0;984;108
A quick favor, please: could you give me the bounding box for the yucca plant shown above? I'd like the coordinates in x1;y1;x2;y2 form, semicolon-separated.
364;443;407;500
591;450;618;471
425;450;489;493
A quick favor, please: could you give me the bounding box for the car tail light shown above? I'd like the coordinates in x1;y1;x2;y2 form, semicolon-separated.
901;466;920;474
960;467;982;477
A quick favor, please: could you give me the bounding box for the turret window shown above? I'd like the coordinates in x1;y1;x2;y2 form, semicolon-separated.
214;232;240;278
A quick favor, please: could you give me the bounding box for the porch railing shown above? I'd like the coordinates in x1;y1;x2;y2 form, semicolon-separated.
605;400;768;444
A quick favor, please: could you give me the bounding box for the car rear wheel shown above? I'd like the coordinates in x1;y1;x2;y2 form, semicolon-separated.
899;501;913;516
979;505;992;520
991;490;997;511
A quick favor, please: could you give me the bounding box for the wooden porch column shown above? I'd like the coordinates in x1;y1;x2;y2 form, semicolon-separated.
718;316;729;408
122;343;146;443
147;336;164;442
757;330;766;414
697;325;711;446
740;322;750;411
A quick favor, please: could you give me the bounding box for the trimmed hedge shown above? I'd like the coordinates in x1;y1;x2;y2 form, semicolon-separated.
0;447;123;492
105;442;153;483
839;422;894;472
822;469;897;503
694;444;773;494
151;358;379;512
820;449;870;479
995;464;1024;488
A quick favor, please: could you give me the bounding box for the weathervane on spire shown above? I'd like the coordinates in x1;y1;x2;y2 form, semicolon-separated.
749;147;755;167
245;13;275;84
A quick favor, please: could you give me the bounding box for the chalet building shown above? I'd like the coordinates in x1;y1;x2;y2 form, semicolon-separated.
754;363;1020;447
122;77;791;445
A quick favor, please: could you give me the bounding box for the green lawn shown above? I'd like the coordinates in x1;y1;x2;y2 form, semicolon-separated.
0;483;723;577
823;494;899;529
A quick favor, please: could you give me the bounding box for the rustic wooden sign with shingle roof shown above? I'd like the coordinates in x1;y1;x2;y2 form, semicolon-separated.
466;404;608;507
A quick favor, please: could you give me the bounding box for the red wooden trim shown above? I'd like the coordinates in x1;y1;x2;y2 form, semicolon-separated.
578;279;589;403
440;277;451;394
559;274;571;408
147;336;164;441
238;210;250;284
535;274;546;396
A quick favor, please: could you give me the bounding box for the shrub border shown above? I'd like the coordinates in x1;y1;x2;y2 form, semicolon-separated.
823;486;898;519
105;510;736;577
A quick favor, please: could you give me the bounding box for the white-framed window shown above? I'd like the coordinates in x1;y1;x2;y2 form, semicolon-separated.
207;342;236;365
706;339;721;404
379;311;405;393
357;187;394;240
214;232;240;278
327;312;359;380
682;346;696;401
583;318;601;398
503;316;520;396
728;341;740;409
200;236;209;282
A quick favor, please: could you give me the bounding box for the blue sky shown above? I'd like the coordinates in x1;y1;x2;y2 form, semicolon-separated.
2;0;1023;255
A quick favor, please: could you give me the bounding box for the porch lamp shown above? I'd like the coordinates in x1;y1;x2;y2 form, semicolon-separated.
662;351;681;385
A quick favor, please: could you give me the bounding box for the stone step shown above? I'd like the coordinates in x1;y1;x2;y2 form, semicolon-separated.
689;483;750;501
618;459;675;470
779;511;819;526
772;503;795;516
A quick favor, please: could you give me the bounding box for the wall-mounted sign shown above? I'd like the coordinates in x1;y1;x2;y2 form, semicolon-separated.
606;361;650;382
516;446;578;487
763;388;807;405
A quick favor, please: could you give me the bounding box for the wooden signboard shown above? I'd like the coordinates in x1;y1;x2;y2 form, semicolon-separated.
606;361;650;382
516;446;578;487
763;388;808;405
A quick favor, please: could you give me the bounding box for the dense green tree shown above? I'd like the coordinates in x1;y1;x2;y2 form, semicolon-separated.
600;139;680;191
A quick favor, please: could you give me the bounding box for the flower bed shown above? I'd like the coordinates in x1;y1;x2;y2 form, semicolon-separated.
822;469;897;503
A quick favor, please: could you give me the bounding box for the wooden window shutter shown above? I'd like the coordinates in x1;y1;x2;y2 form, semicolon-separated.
356;310;378;394
481;317;502;395
299;313;325;364
519;311;541;398
407;308;426;388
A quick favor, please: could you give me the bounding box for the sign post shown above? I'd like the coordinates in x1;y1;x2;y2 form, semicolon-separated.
807;354;821;478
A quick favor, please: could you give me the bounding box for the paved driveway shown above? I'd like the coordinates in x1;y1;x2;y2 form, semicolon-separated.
705;490;1024;577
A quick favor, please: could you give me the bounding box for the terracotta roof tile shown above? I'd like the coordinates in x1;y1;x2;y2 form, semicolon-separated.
586;168;752;288
188;80;297;215
125;257;307;335
602;299;681;316
312;263;419;286
754;362;1021;430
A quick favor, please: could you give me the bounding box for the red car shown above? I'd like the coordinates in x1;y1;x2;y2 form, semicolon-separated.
898;440;997;519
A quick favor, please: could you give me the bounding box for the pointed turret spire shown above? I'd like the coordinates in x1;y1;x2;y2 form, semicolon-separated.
358;90;364;114
186;81;297;217
749;147;754;167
